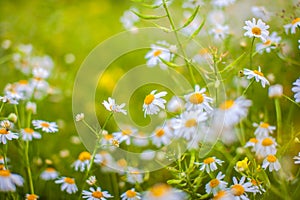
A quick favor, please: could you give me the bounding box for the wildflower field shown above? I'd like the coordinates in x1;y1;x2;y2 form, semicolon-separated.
1;0;300;199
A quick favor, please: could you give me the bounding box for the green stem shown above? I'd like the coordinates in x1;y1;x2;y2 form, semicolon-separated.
242;79;255;96
162;0;196;85
82;120;100;136
213;55;219;105
283;94;300;108
0;54;12;65
0;102;5;114
2;144;8;169
239;121;246;145
275;98;282;143
25;141;34;194
13;105;21;130
250;38;255;69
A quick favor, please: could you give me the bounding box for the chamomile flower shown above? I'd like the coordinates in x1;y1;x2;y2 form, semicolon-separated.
293;152;300;164
21;128;41;141
248;178;265;194
217;97;252;127
262;154;281;172
151;125;172;147
0;169;24;192
284;18;300;34
166;96;184;113
40;167;59;180
75;113;85;122
243;18;269;42
211;0;235;7
86;176;97;186
196;157;224;173
209;24;230;41
143;183;186;200
256;137;277;157
244;66;270;88
32;120;58;133
113;127;137;145
120;8;139;31
205;172;228;195
26;101;37;114
94;151;115;172
213;190;235;200
72;151;91;172
0;128;18;144
55;176;78;194
143;90;167;117
268;84;283;98
253;122;276;138
172;110;207;140
256;32;281;54
125;168;144;184
82;187;113;200
184;85;213;112
121;188;141;200
244;138;259;152
251;6;271;22
292;77;300;103
145;43;173;69
26;194;39;200
230;176;256;200
102;97;127;115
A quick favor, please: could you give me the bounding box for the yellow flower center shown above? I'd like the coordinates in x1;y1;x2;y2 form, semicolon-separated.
117;159;127;167
104;134;113;140
199;48;208;55
0;164;5;170
64;177;75;184
155;128;165;137
144;94;155;105
126;190;137;198
0;169;11;177
122;129;132;136
19;80;28;85
45;167;56;172
249;138;258;143
185;119;197;127
40;122;50;128
259;122;269;128
189;93;204;104
292;18;300;25
267;155;277;163
26;194;38;200
204;157;215;164
78;151;91;161
150;184;170;197
92;191;103;198
153;50;162;57
24;128;34;134
253;70;264;77
0;128;8;135
262;138;273;146
213;190;226;200
251;179;261;186
263;40;271;46
210;179;220;188
252;27;262;35
231;184;245;196
219;100;234;110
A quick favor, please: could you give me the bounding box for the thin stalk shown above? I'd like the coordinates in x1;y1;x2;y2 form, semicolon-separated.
242;79;255;96
25;141;34;194
275;98;282;143
213;54;219;105
82;119;100;136
0;102;5;113
249;38;255;69
13;105;21;129
283;94;300;108
162;0;196;85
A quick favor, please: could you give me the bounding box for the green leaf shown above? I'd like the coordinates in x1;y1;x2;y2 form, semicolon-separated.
189;17;206;39
131;10;167;20
159;57;184;68
220;52;247;73
150;22;171;32
140;3;162;9
167;179;182;185
177;6;200;31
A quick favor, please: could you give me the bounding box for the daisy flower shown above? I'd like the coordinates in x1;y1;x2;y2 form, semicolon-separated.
142;90;167;117
26;101;37;114
113;127;137;145
284;17;300;34
145;42;173;70
262;154;281;172
0;127;18;144
248;178;265;194
143;183;186;200
184;85;213;112
244;138;259;152
244;66;270;88
32;120;58;133
26;194;39;200
21;128;41;141
217;97;252;127
125;168;144;184
213;190;235;200
55;176;78;194
94;151;115;172
256;32;281;54
82;187;113;200
293;152;300;164
166;96;184;113
205;172;228;195
86;176;97;186
243;18;269;42
172;110;207;140
196;157;224;173
120;8;139;31
253;122;276;138
292;77;300;103
256;137;277;157
230;176;256;200
72;151;91;172
40;167;59;180
151;125;173;147
75;113;85;122
102;97;127;115
209;24;230;40
0;169;24;192
121;188;141;200
251;6;271;22
211;0;235;7
268;84;283;98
